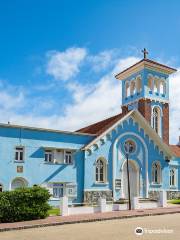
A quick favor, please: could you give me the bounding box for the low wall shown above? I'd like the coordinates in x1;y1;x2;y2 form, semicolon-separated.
60;193;166;216
68;206;100;215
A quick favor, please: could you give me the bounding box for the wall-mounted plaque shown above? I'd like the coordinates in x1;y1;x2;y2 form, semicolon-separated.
17;166;23;173
115;179;121;189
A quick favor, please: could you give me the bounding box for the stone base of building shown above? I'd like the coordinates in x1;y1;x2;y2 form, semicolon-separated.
148;191;160;200
149;190;180;200
84;190;113;204
167;191;180;200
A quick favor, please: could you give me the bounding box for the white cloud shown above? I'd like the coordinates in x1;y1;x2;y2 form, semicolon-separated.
88;50;116;72
46;47;87;81
0;50;179;145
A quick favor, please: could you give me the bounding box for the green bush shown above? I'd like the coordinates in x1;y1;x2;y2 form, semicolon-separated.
0;186;51;223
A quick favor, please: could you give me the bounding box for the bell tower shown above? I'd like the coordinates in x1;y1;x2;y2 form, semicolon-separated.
115;49;177;145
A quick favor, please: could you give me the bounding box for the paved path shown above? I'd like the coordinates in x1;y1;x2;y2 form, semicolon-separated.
0;213;180;240
0;206;180;232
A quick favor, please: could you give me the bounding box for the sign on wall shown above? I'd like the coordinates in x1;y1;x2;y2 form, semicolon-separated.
115;179;121;189
17;166;23;173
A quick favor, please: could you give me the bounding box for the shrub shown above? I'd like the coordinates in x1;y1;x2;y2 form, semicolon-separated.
0;186;51;223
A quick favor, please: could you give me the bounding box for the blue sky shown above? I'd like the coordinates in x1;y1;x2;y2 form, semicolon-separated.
0;0;180;143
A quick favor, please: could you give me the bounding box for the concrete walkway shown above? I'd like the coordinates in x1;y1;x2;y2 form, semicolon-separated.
0;206;180;232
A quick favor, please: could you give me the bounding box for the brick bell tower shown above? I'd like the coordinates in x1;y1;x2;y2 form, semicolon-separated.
115;49;177;145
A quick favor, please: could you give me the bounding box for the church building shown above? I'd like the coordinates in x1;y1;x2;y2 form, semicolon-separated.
0;51;180;205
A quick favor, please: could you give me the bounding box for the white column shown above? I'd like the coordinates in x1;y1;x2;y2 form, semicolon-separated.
159;190;167;207
60;196;69;216
131;197;139;209
99;198;106;213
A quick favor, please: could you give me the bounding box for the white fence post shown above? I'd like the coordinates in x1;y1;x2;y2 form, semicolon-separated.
159;190;167;207
131;197;139;210
60;196;69;216
99;198;106;213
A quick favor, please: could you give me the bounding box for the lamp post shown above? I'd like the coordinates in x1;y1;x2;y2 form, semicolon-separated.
124;141;135;210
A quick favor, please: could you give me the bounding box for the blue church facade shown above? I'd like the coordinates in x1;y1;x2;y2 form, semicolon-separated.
0;56;180;205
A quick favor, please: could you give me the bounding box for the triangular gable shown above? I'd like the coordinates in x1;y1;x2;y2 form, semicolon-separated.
83;110;174;158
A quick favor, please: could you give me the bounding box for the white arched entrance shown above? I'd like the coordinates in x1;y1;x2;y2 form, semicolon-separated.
11;177;28;190
122;160;139;199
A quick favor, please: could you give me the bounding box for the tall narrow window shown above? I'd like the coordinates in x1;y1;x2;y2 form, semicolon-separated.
159;81;166;95
130;81;136;95
148;76;153;92
15;147;24;161
152;162;161;184
152;107;161;136
45;150;53;163
64;151;73;164
125;82;130;97
95;158;107;183
170;169;176;186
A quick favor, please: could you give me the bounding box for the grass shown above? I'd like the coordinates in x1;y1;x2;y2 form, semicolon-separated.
48;208;60;216
168;199;180;204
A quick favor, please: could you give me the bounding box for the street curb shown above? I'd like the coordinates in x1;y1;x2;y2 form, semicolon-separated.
0;210;180;232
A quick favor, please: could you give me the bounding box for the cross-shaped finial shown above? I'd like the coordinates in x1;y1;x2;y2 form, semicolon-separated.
142;48;148;59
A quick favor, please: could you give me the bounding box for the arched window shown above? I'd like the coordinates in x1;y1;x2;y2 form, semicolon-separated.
136;76;142;93
125;82;130;97
152;107;161;136
0;184;3;192
170;168;176;186
11;177;28;190
148;76;153;92
152;162;161;184
95;158;107;183
130;81;136;95
154;79;159;93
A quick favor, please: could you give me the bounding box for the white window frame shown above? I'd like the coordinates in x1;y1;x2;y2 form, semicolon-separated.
53;186;64;198
15;146;24;162
44;149;54;163
170;168;176;187
95;158;107;183
64;150;73;164
151;106;162;137
152;161;161;184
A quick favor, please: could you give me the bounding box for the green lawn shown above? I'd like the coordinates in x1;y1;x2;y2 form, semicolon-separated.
48;208;60;216
168;199;180;204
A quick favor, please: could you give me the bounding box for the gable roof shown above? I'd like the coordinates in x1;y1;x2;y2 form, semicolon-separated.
81;110;174;158
170;145;180;157
115;58;177;80
76;112;126;135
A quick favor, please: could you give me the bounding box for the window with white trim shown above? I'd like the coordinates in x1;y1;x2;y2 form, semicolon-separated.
53;186;63;198
170;168;176;187
95;158;107;183
45;150;54;163
15;147;24;161
64;151;73;164
152;161;161;184
152;107;162;136
125;81;130;97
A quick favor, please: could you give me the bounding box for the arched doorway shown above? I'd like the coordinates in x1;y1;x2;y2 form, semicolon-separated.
122;160;139;198
11;177;28;190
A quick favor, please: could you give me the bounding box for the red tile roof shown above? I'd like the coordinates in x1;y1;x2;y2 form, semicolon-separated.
76;112;126;135
169;145;180;157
